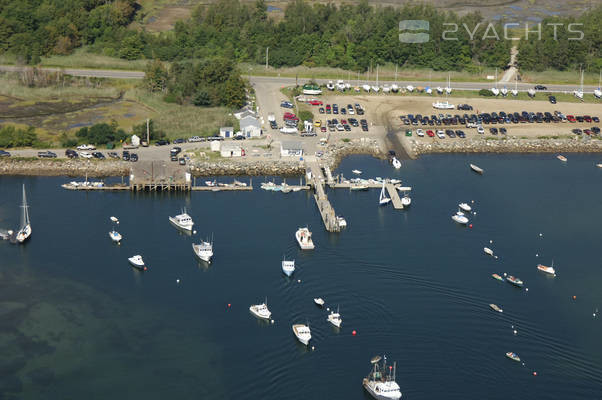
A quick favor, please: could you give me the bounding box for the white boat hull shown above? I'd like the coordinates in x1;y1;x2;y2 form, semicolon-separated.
192;243;213;263
363;380;402;400
452;215;468;224
109;231;122;243
16;225;31;243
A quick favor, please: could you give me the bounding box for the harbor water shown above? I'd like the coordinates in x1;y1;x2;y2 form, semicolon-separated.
0;153;601;399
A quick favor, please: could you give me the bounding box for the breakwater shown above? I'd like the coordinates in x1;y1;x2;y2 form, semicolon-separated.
0;159;128;177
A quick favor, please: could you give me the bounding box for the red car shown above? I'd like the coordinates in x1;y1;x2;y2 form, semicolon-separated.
426;129;435;137
283;112;298;121
309;100;323;106
341;119;348;125
584;115;592;123
566;115;576;123
584;129;592;135
320;126;327;132
325;104;331;109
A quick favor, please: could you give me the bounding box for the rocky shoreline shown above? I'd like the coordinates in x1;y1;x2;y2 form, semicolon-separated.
1;137;600;177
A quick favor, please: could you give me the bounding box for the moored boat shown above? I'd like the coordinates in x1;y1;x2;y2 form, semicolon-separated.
282;258;295;276
327;307;342;328
15;185;32;244
451;211;468;225
110;216;119;223
459;202;471;212
489;303;503;313
362;355;402;400
392;157;401;169
337;216;347;228
492;273;504;281
506;275;524;287
484;247;494;256
249;300;272;320
557;155;567;162
169;210;194;232
292;324;311;345
314;297;325;307
295;227;314;250
109;230;122;243
379;181;391;206
506;352;521;362
128;255;147;271
537;262;556;276
192;240;213;263
470;163;484;174
352;169;362;175
401;192;411;207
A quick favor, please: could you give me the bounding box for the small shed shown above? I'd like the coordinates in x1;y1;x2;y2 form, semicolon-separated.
220;144;244;158
219;127;234;138
210;140;221;152
280;141;303;157
240;116;262;137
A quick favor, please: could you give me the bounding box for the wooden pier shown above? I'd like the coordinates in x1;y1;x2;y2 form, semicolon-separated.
307;161;340;233
385;183;404;209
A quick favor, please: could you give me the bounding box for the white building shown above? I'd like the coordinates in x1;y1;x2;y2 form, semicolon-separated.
240;115;262;138
219;126;234;138
280;141;303;157
210;140;221;152
131;134;140;146
220;144;244;158
234;106;257;120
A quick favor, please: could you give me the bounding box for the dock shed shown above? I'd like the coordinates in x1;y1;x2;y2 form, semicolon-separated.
280;141;303;157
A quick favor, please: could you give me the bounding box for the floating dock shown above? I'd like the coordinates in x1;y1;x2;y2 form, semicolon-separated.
307;161;340;233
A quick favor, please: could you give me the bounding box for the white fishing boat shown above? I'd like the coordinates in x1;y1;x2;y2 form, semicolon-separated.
537;261;556;276
282;258;295;276
401;192;411;207
382;84;390;93
292;324;311;345
128;255;147;271
109;230;122;243
110;216;119;224
490;304;503;313
391;83;399;93
470;163;484;174
362;355;402;400
379;181;391;206
352;169;362;175
362;84;371;92
169;210;194;232
459;203;472;212
351;183;369;191
484;247;494;256
205;180;216;187
249;300;272;320
314;297;325;307
392;157;401;169
295;227;315;250
451;210;468;225
337;216;347;228
192;240;213;263
16;185;32;244
327;307;342;328
597;164;602;168
491;87;500;96
432;101;454;110
406;85;414;92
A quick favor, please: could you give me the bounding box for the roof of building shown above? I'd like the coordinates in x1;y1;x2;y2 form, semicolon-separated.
280;140;303;150
238;111;258;120
219;126;234;131
240;115;261;127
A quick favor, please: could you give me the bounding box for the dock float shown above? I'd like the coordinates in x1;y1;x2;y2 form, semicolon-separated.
386;184;404;209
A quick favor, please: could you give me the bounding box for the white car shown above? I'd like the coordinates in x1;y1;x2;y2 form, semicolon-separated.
188;136;202;142
336;124;345;131
477;126;485;134
77;144;95;150
436;130;445;139
416;128;424;137
79;151;93;159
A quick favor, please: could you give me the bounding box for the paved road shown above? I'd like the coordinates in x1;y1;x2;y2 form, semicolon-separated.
1;65;599;93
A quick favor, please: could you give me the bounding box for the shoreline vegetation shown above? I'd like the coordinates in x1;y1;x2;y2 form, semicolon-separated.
2;137;601;178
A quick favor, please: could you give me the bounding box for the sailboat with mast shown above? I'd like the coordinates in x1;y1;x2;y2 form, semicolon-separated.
391;65;399;93
574;68;584;100
371;65;380;92
379;181;391;206
16;185;31;243
491;68;500;96
363;70;371;92
433;74;454;109
445;74;452;94
595;70;602;99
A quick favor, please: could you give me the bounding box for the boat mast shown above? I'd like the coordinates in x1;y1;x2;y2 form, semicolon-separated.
393;361;396;382
394;65;397;86
20;184;30;228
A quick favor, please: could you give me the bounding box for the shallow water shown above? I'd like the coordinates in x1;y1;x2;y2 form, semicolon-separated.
0;153;601;399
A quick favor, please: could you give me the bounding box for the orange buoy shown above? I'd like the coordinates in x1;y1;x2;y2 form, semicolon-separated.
352;330;357;336
573;296;576;300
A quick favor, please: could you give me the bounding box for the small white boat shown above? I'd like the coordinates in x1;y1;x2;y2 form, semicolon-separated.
432;101;454;110
110;216;119;224
537;261;556;276
128;255;147;271
363;355;402;400
500;87;508;96
451;211;468;225
352;169;362;175
484;247;494;256
490;304;503;313
314;298;325;307
371;85;380;93
459;203;471;212
392;157;401;169
292;324;311;345
527;88;536;98
470;164;484;174
596;164;602;168
282;258;295;276
406;85;414;92
391;84;399;93
557;155;567;162
436;86;443;94
382;84;390;93
249;300;272;320
379;181;391;206
109;230;122;243
326;80;335;91
192;240;213;263
337;216;347;228
16;185;32;244
295;227;315;250
327;307;342;328
362;84;371;92
401;192;411;207
169;210;194;232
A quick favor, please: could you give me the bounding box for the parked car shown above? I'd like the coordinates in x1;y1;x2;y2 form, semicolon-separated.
233;135;246;140
318;107;325;114
37;151;57;158
178;157;186;165
534;85;547;90
79;151;93;159
108;151;119;159
77;144;95;150
499;127;507;135
436;130;445;139
280;101;293;108
122;151;130;161
92;151;105;159
490;127;498;135
477;126;485;134
591;126;600;134
572;128;583;135
188;136;203;142
65;149;78;158
173;138;185;144
0;150;11;157
548;95;557;104
130;153;138;162
592;117;600;123
155;140;169;146
426;129;435;137
171;147;182;155
416;128;424;137
171;154;178;161
309;100;323;106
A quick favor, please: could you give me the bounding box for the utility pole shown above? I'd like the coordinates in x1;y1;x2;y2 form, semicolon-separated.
146;118;150;144
265;47;269;70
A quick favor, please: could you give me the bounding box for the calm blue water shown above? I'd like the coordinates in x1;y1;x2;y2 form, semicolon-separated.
1;154;601;399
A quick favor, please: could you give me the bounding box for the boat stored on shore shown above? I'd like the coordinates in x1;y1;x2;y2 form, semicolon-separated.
295;227;315;250
192;240;213;263
292;324;311;345
362;355;402;400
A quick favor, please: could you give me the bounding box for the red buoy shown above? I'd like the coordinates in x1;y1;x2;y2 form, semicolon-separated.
573;296;576;300
228;303;231;308
352;330;357;336
533;371;537;376
469;224;473;229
